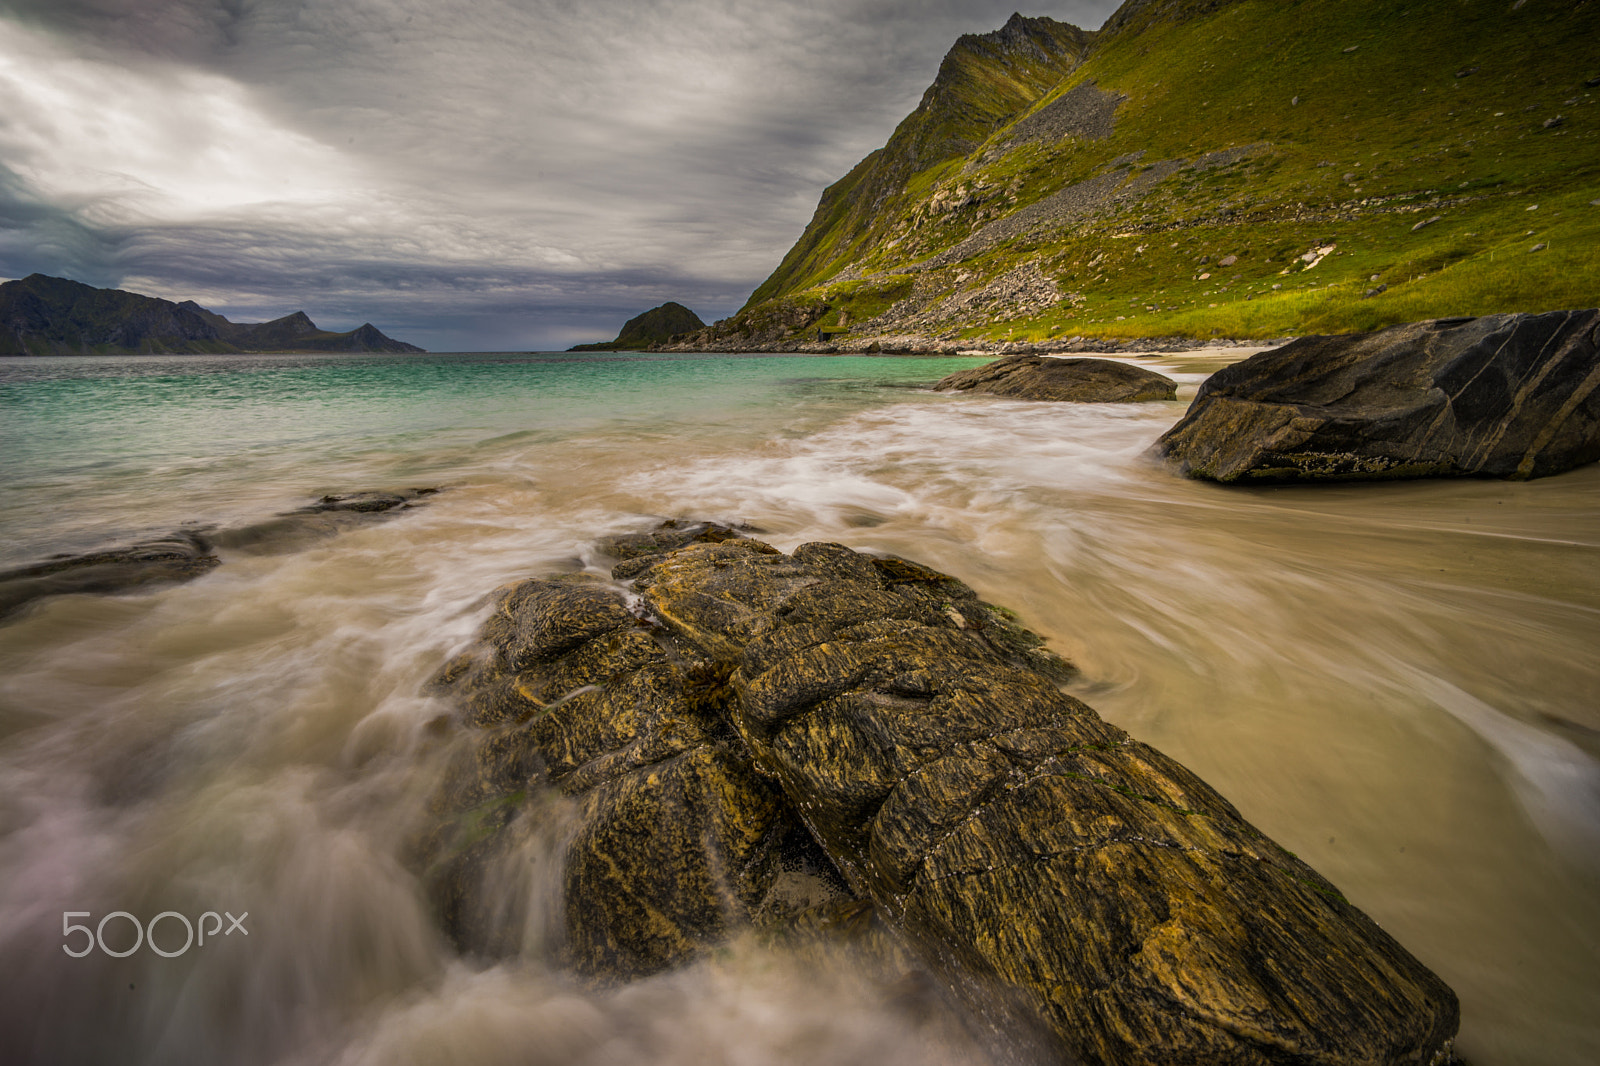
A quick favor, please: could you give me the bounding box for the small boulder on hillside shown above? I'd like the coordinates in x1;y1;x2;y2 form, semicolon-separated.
1154;309;1600;482
935;355;1177;402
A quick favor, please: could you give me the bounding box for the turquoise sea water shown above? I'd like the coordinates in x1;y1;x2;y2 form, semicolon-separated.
0;350;1597;1065
0;351;996;564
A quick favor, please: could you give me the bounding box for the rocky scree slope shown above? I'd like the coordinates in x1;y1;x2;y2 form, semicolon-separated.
669;0;1600;352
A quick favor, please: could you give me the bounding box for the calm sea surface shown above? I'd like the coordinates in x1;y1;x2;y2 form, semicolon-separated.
1;350;1596;1065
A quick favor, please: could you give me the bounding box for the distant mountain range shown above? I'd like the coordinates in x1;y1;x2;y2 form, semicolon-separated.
670;0;1599;350
0;274;425;355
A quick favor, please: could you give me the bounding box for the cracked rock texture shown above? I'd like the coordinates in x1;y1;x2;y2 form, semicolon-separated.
1156;309;1600;482
936;354;1177;402
426;527;1458;1065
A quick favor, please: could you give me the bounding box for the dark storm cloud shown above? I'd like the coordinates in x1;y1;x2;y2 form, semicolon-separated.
0;0;1122;348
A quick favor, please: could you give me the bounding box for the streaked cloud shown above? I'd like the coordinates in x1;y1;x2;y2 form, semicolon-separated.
0;0;1121;349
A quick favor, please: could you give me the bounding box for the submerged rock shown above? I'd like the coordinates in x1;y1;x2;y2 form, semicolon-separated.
0;488;441;620
0;532;218;620
936;355;1177;402
1155;309;1600;482
296;488;438;514
426;525;1457;1065
208;487;442;553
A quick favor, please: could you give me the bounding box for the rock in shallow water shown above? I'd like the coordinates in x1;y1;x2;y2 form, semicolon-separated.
0;532;218;620
1155;309;1600;482
426;528;1457;1065
936;355;1177;402
0;487;441;620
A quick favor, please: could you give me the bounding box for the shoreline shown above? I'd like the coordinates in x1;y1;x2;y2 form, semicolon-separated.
653;332;1291;356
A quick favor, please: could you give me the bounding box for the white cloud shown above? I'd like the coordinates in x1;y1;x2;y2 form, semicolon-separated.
0;23;361;220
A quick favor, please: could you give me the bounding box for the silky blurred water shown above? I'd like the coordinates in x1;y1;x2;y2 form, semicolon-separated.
0;349;1596;1065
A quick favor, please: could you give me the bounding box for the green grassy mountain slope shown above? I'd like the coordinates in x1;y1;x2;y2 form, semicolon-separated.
686;0;1600;349
747;13;1095;307
0;274;425;355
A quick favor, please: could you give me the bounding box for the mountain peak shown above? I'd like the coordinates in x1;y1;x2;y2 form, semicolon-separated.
743;12;1091;306
269;310;319;334
979;11;1064;50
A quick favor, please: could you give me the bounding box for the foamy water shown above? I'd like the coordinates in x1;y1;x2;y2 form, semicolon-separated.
0;350;1596;1064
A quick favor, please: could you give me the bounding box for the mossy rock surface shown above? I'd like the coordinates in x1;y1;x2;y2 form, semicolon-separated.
1156;308;1600;482
423;569;805;977
426;527;1458;1064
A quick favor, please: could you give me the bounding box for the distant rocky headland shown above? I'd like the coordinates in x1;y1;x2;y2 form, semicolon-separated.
0;274;425;356
568;301;705;352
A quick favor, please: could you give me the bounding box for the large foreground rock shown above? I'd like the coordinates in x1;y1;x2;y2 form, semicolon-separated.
427;525;1458;1065
1156;310;1600;482
936;355;1177;401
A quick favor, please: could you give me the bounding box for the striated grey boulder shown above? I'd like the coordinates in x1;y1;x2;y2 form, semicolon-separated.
937;354;1177;402
1155;310;1600;482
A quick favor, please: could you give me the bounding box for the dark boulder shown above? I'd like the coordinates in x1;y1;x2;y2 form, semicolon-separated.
936;355;1177;401
426;527;1458;1065
1155;310;1600;482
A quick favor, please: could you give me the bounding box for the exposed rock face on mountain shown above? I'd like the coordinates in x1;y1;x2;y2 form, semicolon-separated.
1156;309;1600;482
937;354;1177;401
568;301;706;351
424;523;1459;1066
668;0;1599;352
0;274;424;355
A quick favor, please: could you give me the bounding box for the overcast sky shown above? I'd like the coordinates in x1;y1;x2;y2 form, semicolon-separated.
0;0;1121;350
